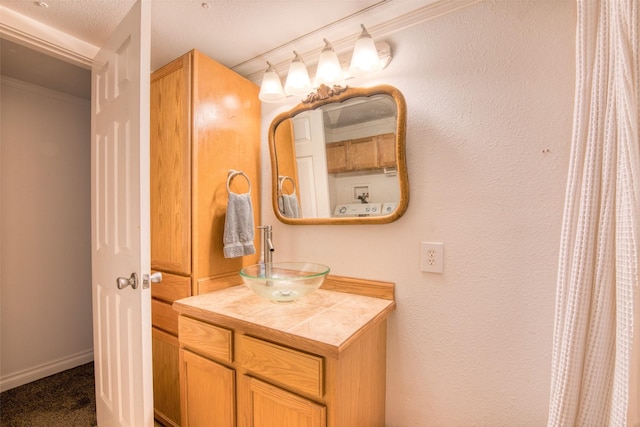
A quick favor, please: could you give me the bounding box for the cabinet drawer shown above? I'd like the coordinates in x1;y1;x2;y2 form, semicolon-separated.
236;335;324;398
151;271;190;303
179;316;232;363
152;299;179;335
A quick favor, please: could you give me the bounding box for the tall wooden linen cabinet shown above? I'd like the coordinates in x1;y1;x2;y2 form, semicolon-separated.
150;49;261;426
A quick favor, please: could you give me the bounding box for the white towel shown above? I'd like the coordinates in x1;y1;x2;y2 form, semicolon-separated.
278;193;300;218
223;192;256;258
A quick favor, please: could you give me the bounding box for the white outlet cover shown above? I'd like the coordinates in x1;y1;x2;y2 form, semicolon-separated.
421;242;444;273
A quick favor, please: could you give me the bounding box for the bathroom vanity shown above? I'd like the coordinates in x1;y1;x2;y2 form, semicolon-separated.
172;276;396;427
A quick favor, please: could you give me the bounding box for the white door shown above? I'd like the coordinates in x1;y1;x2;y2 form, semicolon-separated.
292;111;331;217
91;1;153;426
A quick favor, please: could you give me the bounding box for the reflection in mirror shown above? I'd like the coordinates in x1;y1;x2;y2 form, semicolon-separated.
269;85;408;225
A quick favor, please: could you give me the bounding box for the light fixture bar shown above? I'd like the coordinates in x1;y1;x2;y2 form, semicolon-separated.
258;38;391;103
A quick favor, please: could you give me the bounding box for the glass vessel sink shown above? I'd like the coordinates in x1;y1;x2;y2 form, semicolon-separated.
239;262;330;303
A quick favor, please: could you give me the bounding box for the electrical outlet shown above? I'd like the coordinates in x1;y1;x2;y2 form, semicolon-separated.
421;242;444;273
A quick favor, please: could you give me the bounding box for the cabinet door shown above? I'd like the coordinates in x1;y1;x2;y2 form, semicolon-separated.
326;141;348;173
150;53;192;275
153;328;181;427
246;376;325;427
376;133;396;168
191;50;262;278
348;137;378;170
180;349;235;427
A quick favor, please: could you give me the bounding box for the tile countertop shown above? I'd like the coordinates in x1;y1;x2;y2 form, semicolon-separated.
172;282;396;358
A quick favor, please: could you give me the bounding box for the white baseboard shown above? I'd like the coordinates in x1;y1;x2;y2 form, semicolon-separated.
0;349;94;393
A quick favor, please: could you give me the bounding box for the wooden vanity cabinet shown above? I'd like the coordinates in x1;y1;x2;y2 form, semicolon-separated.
326;132;396;173
150;49;261;426
174;281;394;427
178;316;388;427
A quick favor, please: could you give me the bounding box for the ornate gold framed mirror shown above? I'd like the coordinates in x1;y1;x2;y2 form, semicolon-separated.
269;84;408;225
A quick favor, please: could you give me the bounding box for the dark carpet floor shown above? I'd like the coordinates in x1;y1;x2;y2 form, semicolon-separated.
0;362;97;427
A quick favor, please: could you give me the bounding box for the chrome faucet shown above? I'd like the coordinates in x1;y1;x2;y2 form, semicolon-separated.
257;225;274;264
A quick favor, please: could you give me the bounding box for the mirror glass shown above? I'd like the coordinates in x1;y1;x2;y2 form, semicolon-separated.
269;85;408;224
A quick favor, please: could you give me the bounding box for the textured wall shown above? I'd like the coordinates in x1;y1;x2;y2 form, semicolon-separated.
0;78;93;389
260;1;576;425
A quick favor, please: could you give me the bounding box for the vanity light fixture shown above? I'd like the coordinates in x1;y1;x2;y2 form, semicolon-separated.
258;24;392;103
258;61;286;103
284;51;312;97
349;25;381;76
314;39;345;87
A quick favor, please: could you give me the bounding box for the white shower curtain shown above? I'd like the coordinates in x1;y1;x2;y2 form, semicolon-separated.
548;0;639;426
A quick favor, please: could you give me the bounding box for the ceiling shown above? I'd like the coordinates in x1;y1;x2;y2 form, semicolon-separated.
0;0;475;98
322;94;397;129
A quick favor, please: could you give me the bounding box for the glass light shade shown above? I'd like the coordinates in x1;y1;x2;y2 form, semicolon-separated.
349;25;381;77
259;62;285;103
314;39;344;87
284;51;312;97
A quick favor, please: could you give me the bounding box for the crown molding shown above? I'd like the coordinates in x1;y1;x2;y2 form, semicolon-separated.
0;6;97;69
232;0;481;85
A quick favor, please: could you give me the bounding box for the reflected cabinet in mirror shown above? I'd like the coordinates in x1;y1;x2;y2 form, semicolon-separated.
269;85;408;225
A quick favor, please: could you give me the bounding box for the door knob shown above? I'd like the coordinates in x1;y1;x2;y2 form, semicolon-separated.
116;272;138;290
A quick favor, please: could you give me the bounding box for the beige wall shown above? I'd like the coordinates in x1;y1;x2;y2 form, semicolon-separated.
0;77;93;391
260;1;576;425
